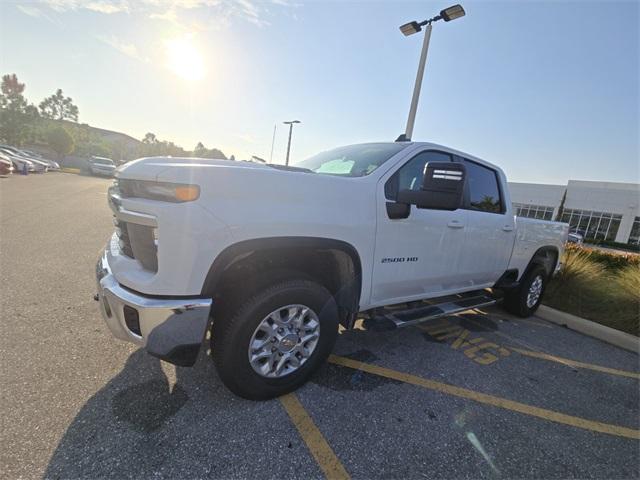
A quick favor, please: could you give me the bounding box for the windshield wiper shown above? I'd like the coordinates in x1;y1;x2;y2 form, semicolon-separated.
266;164;314;173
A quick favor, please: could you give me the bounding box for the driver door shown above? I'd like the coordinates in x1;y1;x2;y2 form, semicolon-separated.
371;150;469;306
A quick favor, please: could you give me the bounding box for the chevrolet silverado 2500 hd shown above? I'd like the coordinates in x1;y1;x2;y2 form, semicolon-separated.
96;142;568;399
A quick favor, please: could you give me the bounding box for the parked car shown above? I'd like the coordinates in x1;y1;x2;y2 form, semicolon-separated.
19;149;60;171
0;153;14;175
88;156;116;176
0;148;36;173
567;231;584;244
0;146;50;173
95;141;568;399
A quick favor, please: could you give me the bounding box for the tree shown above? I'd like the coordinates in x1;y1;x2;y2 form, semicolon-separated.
0;74;28;111
555;189;567;222
194;141;206;157
0;73;39;145
39;89;79;122
191;141;226;159
142;132;158;144
46;126;75;158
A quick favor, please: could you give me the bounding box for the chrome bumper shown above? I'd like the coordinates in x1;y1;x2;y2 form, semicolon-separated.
95;250;212;366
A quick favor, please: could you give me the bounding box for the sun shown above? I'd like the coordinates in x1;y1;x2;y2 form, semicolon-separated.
165;35;205;81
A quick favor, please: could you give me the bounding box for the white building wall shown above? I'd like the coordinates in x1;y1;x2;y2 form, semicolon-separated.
564;181;639;243
507;180;639;243
507;182;566;219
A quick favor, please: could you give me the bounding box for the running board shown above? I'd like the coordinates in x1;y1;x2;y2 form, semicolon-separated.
369;293;497;328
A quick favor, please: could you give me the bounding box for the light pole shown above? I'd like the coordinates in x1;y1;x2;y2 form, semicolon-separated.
396;4;465;142
283;120;300;165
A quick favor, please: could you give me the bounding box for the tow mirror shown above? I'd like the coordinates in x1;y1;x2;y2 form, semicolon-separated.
393;162;466;214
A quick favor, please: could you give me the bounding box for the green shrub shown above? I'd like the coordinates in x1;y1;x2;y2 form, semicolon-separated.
564;243;640;271
615;265;640;301
555;244;607;284
544;244;639;336
584;239;639;253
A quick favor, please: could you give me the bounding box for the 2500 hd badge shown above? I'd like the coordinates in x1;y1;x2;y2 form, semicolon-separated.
381;257;419;263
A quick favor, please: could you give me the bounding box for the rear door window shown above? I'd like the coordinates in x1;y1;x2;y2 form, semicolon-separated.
461;159;503;214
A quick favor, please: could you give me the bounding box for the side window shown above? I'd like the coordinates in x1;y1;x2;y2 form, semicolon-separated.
385;150;452;200
462;159;503;214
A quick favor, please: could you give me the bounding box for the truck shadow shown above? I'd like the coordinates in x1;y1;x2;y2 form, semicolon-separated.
43;348;235;479
44;314;486;478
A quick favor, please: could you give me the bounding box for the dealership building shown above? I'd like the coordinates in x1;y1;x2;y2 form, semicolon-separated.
508;180;640;245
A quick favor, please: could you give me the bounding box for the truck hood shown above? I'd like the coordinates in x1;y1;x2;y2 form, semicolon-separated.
117;156;272;182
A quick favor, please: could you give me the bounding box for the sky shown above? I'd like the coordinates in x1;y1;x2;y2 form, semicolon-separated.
0;0;638;184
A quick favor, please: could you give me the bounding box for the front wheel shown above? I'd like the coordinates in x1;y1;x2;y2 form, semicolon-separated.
212;279;339;400
502;265;547;317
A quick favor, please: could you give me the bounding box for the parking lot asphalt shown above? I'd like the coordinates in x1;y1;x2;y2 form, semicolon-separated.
1;173;639;479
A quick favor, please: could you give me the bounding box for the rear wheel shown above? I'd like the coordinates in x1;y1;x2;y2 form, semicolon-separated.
212;279;339;400
503;265;547;317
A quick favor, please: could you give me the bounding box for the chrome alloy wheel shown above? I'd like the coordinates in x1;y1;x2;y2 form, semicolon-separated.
248;304;320;378
526;275;544;308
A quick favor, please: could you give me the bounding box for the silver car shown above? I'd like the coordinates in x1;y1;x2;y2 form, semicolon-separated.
20;149;60;171
88;156;116;176
0;148;41;173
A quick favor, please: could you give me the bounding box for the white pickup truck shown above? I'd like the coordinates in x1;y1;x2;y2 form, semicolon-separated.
96;142;568;399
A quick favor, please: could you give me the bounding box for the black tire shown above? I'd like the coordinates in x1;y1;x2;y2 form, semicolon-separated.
212;279;339;400
503;265;547;317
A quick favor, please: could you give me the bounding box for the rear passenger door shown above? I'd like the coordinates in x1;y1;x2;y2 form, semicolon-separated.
457;158;515;286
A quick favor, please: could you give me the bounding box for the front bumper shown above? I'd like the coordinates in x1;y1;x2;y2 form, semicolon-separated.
95;250;212;366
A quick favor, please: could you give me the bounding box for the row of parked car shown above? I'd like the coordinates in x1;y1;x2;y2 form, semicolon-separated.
0;145;61;175
0;145;120;178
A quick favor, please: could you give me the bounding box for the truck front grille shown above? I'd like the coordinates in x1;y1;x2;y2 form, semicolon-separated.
114;217;158;272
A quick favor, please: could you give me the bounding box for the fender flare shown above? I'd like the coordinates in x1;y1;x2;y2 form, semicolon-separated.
200;236;363;310
524;246;560;279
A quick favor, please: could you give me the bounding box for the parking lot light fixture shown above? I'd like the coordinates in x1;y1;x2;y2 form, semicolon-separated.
440;4;466;22
400;21;422;36
396;4;466;142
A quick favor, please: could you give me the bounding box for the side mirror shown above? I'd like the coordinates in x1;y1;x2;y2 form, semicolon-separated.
396;161;466;211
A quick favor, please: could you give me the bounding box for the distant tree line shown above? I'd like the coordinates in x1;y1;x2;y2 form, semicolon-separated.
0;73;228;161
136;134;228;160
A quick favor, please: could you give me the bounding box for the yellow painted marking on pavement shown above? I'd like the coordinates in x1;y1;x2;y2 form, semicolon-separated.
459;317;640;380
510;347;640;380
329;355;640;440
280;393;350;480
418;322;509;365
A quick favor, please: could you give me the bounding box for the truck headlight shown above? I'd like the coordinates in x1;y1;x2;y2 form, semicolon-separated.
120;180;200;203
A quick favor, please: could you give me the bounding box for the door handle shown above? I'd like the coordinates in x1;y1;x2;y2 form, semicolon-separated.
447;220;464;229
502;225;514;232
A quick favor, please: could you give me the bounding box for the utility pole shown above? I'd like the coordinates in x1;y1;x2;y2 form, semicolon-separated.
269;124;276;163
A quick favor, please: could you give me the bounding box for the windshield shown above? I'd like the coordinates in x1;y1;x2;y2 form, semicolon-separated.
294;143;408;177
93;159;114;165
